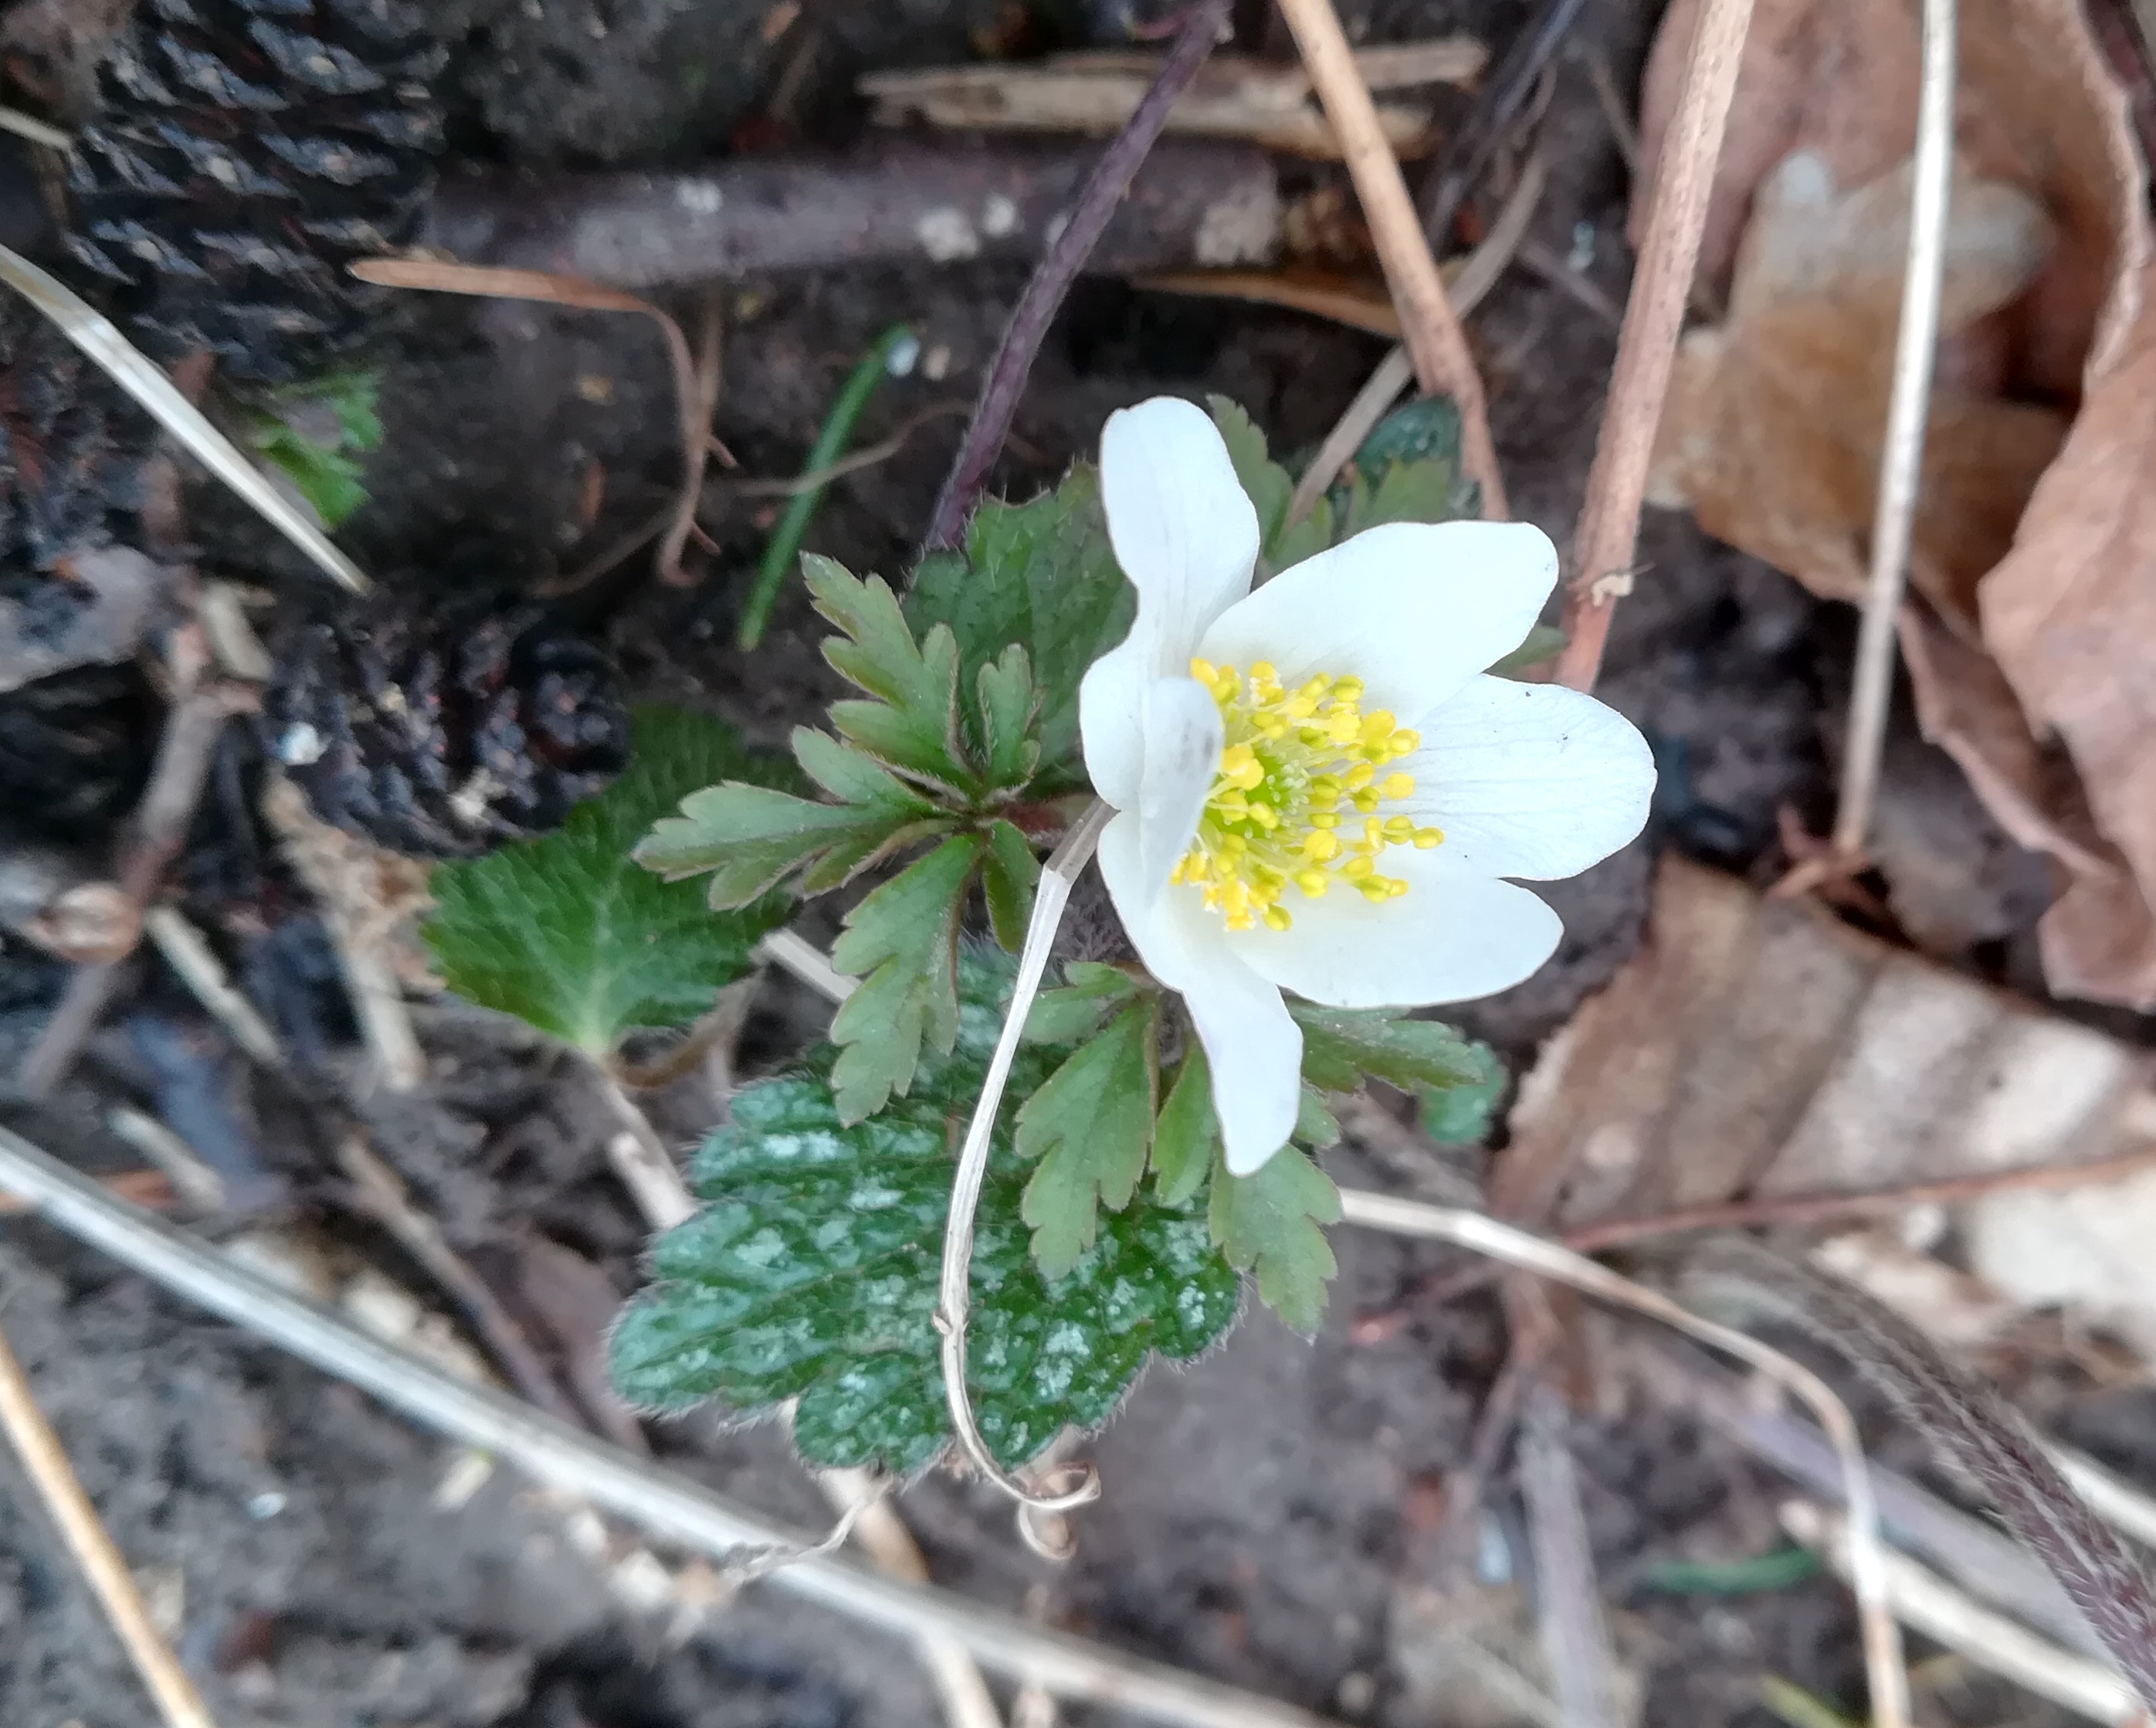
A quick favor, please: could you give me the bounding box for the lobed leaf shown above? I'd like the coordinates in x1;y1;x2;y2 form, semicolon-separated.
1017;998;1160;1277
1292;1004;1494;1097
426;708;789;1056
1209;1142;1341;1338
805;555;975;792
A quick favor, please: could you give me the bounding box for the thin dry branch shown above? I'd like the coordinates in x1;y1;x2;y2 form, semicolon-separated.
1335;1190;1912;1728
1275;0;1507;516
1831;0;1958;859
0;1319;222;1728
0;1122;1341;1728
1551;0;1755;690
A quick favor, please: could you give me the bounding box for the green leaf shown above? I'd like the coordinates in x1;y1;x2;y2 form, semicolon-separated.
609;950;1239;1472
1024;961;1143;1045
1488;623;1567;679
426;708;789;1056
1296;1086;1341;1149
1418;1042;1505;1144
1018;998;1160;1277
979;818;1040;953
1351;394;1465;479
1151;1049;1216;1206
1209;1143;1341;1336
805;555;975;793
636;778;944;909
903;466;1134;776
828;834;985;1120
1291;1004;1494;1096
250;424;370;527
240;371;384;530
1207;395;1294;552
975;645;1042;791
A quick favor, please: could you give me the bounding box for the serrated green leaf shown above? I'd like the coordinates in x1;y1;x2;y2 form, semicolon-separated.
1291;1004;1493;1096
636;780;941;909
976;645;1042;791
979;818;1040;953
425;708;788;1056
608;950;1239;1472
1207;394;1294;552
1352;394;1464;478
1270;500;1332;573
1296;1086;1341;1149
805;556;975;792
252;424;370;527
1151;1049;1216;1206
1330;396;1479;537
902;466;1134;776
1488;623;1566;679
791;727;937;810
1418;1042;1505;1144
1018;998;1159;1277
828;834;984;1120
1024;961;1143;1045
1209;1143;1340;1336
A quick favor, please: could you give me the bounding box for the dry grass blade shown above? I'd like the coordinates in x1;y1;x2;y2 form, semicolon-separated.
1274;0;1507;516
1334;1190;1913;1728
0;244;367;595
351;258;713;586
934;801;1114;1533
1785;1502;2146;1725
1832;0;1959;860
0;1320;222;1728
1551;0;1755;690
0;1123;1342;1728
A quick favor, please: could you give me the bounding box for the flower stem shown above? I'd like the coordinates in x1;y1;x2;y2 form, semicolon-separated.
922;0;1232;552
737;322;914;649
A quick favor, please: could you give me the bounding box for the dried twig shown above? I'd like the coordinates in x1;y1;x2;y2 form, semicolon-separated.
1518;1381;1625;1728
1831;0;1958;860
1690;1239;2156;1710
0;245;367;593
1275;0;1507;516
107;1108;229;1212
1282;143;1548;530
592;1068;697;1231
0;1319;221;1728
0;1122;1341;1728
1551;0;1754;691
142;906;285;1071
924;0;1234;550
1334;1191;1912;1728
1786;1502;2145;1726
17;682;253;1099
1367;1140;2156;1323
934;801;1114;1527
350;258;714;586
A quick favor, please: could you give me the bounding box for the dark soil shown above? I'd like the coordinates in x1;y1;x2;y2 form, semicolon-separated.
1;2;2137;1727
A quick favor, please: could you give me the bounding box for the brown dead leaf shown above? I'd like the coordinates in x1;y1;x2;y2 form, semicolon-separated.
1637;0;2156;1004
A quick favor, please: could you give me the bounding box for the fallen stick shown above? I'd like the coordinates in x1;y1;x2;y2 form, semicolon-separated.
422;140;1279;294
0;1127;1338;1728
0;1319;222;1728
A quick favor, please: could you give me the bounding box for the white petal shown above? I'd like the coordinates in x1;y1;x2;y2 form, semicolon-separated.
1097;813;1302;1174
1395;676;1656;880
1195;520;1558;723
1081;398;1258;814
1100;396;1259;679
1134;676;1222;906
1234;851;1561;1008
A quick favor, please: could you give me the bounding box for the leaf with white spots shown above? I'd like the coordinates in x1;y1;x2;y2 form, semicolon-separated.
608;949;1239;1472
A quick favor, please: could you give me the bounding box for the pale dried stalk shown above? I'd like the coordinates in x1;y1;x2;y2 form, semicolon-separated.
1334;1190;1912;1728
934;799;1114;1523
0;1320;222;1728
1551;0;1754;691
1785;1501;2144;1725
142;906;286;1071
1832;0;1958;858
1283;143;1549;530
0;1123;1337;1728
1273;0;1507;516
0;244;366;594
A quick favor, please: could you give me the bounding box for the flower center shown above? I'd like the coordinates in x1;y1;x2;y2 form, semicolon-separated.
1170;659;1443;932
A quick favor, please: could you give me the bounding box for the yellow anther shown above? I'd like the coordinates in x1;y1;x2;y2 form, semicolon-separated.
1171;658;1445;931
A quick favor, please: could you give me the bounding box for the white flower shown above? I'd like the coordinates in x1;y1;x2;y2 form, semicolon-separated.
1078;397;1656;1176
